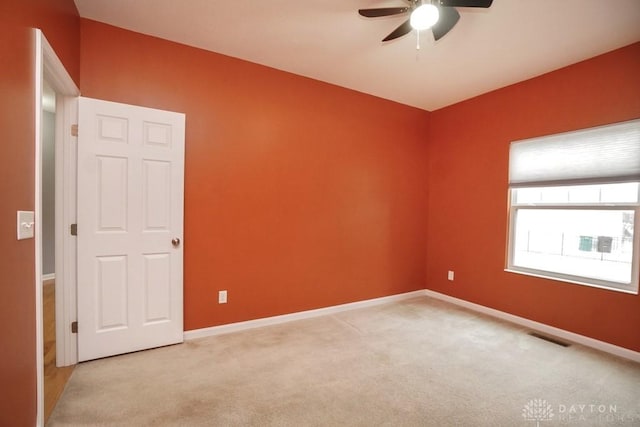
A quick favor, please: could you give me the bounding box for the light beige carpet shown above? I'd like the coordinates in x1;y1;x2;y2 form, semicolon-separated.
48;297;640;426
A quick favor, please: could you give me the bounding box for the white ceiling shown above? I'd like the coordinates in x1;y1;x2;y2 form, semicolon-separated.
74;0;640;111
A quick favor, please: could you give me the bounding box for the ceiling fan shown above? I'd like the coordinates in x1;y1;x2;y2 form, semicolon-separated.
359;0;493;42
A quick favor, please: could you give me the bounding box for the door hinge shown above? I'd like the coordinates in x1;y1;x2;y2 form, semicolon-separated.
70;223;77;236
71;321;78;334
71;124;78;137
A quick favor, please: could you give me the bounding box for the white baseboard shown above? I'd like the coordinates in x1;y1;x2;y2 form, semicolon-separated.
42;273;55;282
184;288;639;364
422;289;640;364
184;290;426;341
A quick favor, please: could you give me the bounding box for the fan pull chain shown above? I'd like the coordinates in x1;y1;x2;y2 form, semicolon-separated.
416;30;421;50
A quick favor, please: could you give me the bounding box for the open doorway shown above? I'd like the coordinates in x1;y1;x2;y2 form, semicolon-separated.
41;79;74;422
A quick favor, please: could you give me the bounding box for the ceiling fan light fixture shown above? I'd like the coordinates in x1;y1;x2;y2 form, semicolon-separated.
410;4;439;30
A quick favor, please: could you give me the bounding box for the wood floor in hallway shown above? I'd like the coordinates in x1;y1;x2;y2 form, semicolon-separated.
43;280;74;423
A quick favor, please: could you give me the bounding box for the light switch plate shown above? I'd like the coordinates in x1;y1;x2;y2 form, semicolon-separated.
17;211;35;240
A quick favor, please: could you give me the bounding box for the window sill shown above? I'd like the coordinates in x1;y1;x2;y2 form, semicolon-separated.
504;268;639;295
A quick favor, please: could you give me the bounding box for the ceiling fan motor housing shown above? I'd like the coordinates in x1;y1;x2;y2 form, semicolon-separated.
358;0;493;42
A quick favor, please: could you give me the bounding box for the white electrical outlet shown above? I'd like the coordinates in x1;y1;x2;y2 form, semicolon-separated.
218;290;227;304
447;270;455;281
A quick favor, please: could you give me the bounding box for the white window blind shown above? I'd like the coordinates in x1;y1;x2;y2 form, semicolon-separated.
509;119;640;187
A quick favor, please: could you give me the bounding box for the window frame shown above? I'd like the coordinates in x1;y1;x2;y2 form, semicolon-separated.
506;184;640;294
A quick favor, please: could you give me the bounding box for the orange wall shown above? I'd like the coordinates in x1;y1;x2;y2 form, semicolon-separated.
79;19;430;330
426;42;640;352
0;1;79;425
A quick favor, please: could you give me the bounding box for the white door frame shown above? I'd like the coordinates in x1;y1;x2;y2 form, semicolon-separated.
54;90;79;368
34;29;79;427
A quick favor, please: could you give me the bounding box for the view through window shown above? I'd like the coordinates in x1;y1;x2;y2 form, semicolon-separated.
510;183;637;289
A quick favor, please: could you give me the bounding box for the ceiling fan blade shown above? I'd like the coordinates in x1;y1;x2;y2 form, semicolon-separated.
382;19;413;42
359;7;410;18
438;0;492;7
432;7;460;40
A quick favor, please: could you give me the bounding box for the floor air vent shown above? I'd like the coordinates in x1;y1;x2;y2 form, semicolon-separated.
528;332;571;347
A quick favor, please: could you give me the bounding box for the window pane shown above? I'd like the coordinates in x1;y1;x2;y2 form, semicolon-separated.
540;187;568;203
568;185;600;203
514;188;541;204
601;182;640;203
513;183;639;205
512;209;634;284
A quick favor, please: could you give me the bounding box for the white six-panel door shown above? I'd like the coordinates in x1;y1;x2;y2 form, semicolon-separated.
77;97;185;361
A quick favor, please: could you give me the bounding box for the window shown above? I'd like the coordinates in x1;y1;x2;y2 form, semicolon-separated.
507;119;640;294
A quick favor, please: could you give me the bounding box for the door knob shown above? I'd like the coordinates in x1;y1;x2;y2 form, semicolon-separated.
172;237;181;247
